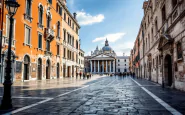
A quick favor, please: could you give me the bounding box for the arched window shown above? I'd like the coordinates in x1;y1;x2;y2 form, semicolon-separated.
39;5;43;24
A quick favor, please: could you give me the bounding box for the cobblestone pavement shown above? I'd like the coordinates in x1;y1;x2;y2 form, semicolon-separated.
1;76;185;115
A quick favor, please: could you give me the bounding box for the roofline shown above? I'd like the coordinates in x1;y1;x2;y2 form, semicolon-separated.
59;1;81;28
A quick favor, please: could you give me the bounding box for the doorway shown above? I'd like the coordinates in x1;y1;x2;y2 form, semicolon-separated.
67;66;71;77
23;55;30;80
57;63;60;78
37;58;42;80
46;60;50;79
164;55;172;86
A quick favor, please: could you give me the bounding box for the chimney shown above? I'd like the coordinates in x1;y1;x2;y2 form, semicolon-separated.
73;12;77;19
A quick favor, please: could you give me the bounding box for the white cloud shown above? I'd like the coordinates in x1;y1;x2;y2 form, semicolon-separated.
76;10;105;26
113;42;134;56
92;33;126;43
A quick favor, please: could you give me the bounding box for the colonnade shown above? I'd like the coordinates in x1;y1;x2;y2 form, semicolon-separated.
90;60;115;73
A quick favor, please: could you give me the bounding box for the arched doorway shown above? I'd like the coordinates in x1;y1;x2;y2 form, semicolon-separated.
46;60;50;79
164;54;172;86
57;63;60;78
23;55;30;80
37;58;42;80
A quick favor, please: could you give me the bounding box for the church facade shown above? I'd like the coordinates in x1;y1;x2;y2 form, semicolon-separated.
88;39;116;74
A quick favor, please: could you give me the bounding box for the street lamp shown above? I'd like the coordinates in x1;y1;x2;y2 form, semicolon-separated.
0;0;20;110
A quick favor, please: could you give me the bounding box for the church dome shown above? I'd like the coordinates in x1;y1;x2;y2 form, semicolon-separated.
102;39;112;52
102;46;112;51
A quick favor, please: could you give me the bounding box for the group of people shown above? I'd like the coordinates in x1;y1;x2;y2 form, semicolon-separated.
117;72;135;78
76;72;92;79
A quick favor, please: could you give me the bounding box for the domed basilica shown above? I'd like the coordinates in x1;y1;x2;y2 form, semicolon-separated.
89;39;116;74
91;39;116;57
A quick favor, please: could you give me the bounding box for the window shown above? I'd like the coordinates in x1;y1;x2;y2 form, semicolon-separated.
38;33;42;49
26;0;31;16
76;27;79;34
47;13;51;28
172;0;178;8
64;13;66;21
48;0;52;4
57;21;60;37
59;7;62;16
151;28;154;41
63;29;66;41
118;69;120;72
72;37;74;47
25;25;31;45
177;42;183;59
72;52;74;61
125;64;126;66
46;40;50;51
155;18;158;35
125;59;126;62
118;64;120;66
63;48;66;58
68;17;69;25
118;59;120;62
57;44;60;55
76;40;78;49
38;5;43;24
72;23;74;30
161;5;166;23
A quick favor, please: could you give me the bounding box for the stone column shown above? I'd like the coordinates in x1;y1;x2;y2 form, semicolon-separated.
110;61;111;73
98;60;99;73
90;60;92;73
106;60;108;72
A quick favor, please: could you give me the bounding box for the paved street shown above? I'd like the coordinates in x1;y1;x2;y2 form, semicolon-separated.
1;76;185;115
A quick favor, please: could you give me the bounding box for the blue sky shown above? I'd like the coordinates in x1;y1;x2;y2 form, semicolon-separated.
67;0;145;56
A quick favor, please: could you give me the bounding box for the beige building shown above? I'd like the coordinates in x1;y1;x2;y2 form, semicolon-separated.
78;49;85;74
61;1;81;78
131;0;185;91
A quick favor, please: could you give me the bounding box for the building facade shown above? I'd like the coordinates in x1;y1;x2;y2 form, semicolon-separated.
78;49;84;74
88;39;116;74
131;0;185;91
0;0;81;83
116;56;129;73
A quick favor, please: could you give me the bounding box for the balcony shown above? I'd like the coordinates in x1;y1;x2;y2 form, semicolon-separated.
45;28;55;41
44;51;52;56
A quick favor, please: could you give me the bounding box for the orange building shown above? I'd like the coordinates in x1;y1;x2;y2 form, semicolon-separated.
0;0;81;83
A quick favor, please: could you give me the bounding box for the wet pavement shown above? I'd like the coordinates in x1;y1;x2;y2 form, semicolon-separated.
0;76;185;115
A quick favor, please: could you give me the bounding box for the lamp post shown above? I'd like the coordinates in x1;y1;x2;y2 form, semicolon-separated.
0;0;20;110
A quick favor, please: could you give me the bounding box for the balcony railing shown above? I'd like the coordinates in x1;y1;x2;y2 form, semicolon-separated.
44;51;52;56
45;28;55;41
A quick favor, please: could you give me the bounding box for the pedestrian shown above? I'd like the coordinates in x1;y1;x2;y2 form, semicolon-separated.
83;73;85;79
76;73;78;78
80;72;82;78
133;72;135;78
